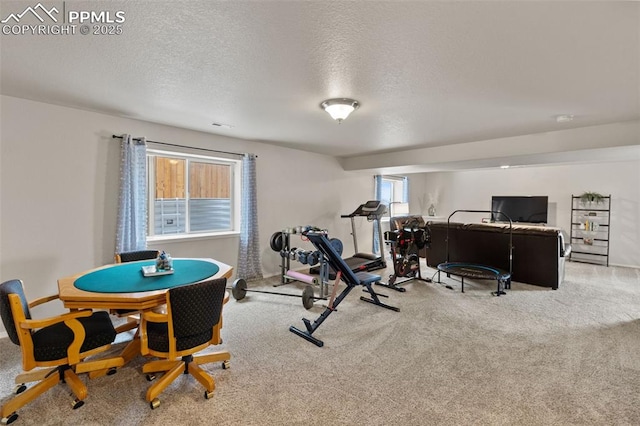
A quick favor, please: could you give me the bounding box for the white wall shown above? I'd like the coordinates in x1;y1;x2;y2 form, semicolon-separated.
342;121;640;173
409;163;640;268
0;96;374;332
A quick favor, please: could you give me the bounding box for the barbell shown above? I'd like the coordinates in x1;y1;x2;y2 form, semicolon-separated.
230;278;319;310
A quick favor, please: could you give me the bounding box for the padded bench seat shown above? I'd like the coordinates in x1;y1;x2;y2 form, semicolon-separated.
355;272;382;286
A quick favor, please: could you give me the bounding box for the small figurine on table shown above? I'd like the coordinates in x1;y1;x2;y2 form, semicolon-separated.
156;251;173;271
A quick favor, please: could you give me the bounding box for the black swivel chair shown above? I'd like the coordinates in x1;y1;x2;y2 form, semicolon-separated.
139;278;230;409
0;279;124;424
111;249;161;334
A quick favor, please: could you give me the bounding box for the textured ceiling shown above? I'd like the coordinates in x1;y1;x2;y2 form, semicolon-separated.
1;1;639;165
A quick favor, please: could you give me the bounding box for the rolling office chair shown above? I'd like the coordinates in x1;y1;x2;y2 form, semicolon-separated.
111;250;161;334
0;279;124;424
139;278;230;409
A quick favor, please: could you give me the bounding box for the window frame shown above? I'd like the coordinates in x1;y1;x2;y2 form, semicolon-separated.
146;148;241;242
380;175;407;219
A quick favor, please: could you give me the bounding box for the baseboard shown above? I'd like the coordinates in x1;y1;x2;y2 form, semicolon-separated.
0;331;8;340
609;263;640;269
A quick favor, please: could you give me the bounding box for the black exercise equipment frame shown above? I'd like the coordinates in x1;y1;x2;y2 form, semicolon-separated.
290;231;399;347
379;219;432;292
437;209;513;296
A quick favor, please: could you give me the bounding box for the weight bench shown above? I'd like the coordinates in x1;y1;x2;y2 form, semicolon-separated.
290;231;399;347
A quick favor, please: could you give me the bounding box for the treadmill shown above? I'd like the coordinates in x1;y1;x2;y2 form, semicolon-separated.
340;200;387;272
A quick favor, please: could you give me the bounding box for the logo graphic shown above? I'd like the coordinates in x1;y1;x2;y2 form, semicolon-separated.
2;2;126;36
1;3;59;24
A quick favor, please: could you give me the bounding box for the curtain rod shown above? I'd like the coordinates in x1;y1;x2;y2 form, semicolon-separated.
111;135;250;158
375;174;406;179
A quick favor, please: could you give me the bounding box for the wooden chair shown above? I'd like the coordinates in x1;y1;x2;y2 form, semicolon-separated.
0;279;124;424
139;278;230;409
112;250;160;334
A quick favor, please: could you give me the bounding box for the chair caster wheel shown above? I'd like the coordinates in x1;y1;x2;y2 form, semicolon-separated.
146;374;156;381
107;367;117;376
13;384;26;394
150;398;160;409
71;398;84;409
204;390;214;400
221;360;230;370
1;412;18;425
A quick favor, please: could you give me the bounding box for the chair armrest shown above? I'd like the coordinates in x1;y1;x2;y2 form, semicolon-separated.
558;230;571;257
8;294;93;368
19;308;93;330
28;293;60;308
141;310;168;323
139;309;169;357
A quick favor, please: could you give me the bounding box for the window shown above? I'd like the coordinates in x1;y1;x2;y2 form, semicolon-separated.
379;175;408;218
147;149;241;239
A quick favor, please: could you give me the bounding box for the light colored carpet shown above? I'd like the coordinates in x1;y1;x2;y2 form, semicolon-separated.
1;261;639;425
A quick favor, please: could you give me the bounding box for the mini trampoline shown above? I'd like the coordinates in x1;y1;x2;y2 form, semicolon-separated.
436;209;513;296
436;262;510;296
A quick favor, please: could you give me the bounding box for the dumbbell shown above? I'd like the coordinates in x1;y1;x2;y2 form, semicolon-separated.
306;251;320;266
297;250;309;264
280;248;298;260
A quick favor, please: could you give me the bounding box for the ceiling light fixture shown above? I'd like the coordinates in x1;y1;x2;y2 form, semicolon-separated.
320;98;360;123
555;114;574;123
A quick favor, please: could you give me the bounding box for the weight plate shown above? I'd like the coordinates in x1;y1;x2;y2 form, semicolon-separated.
232;278;247;300
270;231;284;252
329;238;343;256
301;286;314;310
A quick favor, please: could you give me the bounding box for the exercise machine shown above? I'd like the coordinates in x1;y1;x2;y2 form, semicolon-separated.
290;229;399;347
339;200;387;272
270;227;343;297
379;216;432;292
231;226;335;309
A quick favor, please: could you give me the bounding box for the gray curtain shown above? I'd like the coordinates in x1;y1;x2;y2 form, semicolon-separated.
373;175;383;255
237;154;263;281
402;176;409;203
115;134;147;254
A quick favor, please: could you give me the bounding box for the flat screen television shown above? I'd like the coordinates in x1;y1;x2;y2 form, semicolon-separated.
491;196;548;224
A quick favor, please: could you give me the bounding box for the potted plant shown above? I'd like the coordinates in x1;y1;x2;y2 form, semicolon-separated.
579;191;605;208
